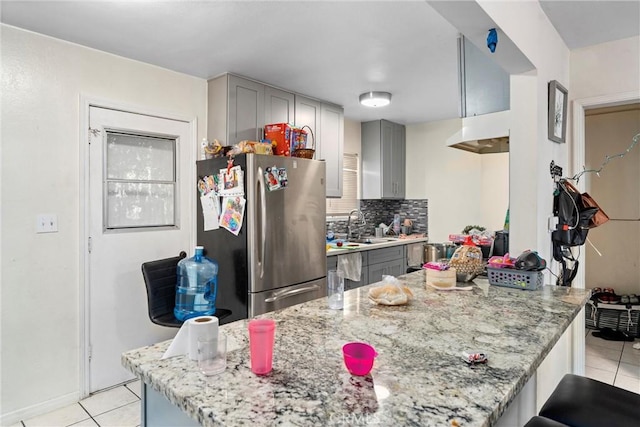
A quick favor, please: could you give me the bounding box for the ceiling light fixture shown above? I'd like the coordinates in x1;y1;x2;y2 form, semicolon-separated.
359;91;392;107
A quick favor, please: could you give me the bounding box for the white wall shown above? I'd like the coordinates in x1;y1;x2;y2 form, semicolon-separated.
478;0;570;259
405;118;484;242
570;36;640;101
0;25;207;423
476;0;572;413
475;7;640;414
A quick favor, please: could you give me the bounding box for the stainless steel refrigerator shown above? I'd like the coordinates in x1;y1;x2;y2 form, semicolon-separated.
196;154;327;324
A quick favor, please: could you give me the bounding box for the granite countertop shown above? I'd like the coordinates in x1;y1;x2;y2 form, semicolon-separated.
326;236;429;256
122;272;590;427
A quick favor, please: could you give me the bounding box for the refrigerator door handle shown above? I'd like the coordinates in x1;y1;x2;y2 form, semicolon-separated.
257;166;266;279
264;284;321;303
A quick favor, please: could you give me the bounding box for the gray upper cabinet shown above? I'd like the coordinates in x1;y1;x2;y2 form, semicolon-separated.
265;86;295;125
394;124;406;197
361;119;406;199
294;95;320;145
320;103;344;198
208;74;264;145
208;73;344;197
295;95;344;198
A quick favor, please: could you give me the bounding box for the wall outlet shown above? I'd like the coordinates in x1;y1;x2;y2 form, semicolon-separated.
36;214;58;233
548;215;558;232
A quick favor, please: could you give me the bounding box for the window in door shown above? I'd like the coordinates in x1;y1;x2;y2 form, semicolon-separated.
326;153;359;216
104;131;177;230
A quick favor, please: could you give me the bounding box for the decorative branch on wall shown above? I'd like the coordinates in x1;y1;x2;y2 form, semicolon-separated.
572;132;640;183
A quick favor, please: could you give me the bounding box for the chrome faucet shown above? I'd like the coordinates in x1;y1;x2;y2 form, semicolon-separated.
347;209;366;241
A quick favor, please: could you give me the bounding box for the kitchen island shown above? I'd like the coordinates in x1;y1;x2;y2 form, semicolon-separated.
122;271;590;427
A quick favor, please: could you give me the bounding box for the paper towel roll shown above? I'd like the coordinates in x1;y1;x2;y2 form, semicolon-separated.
161;315;219;360
188;316;219;360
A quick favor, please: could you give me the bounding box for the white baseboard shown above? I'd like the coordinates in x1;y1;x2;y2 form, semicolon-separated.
1;391;80;426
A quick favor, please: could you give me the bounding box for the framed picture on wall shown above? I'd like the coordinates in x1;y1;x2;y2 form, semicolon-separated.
548;80;568;143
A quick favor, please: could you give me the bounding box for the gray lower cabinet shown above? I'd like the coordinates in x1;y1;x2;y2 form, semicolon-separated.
327;246;407;290
327;253;368;291
367;246;406;284
367;258;406;285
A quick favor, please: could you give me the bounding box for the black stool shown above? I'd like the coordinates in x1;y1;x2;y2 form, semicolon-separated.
524;416;568;427
539;374;640;427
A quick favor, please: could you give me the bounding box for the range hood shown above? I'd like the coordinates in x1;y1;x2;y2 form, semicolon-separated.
447;110;510;154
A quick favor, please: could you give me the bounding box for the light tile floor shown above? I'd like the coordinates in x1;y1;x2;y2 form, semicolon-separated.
17;380;142;427
13;333;640;426
585;329;640;393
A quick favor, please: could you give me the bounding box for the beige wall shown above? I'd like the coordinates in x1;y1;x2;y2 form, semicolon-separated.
480;153;509;232
1;25;207;423
584;109;640;295
405;119;509;242
406;119;483;242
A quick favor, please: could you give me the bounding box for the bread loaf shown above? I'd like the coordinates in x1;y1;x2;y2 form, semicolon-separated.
368;284;414;306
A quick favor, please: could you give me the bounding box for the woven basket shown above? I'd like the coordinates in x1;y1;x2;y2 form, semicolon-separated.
292;125;316;159
448;245;484;275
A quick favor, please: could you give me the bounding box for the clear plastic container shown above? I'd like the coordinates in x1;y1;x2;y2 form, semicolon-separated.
174;246;218;321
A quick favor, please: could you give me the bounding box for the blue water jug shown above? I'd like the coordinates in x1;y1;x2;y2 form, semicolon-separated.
174;246;218;321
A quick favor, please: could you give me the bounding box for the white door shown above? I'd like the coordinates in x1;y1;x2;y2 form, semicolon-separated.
88;106;193;392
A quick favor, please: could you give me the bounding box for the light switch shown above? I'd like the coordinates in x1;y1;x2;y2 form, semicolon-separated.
36;214;58;233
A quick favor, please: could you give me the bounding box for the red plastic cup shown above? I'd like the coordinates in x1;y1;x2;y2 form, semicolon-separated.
248;319;276;375
342;342;377;376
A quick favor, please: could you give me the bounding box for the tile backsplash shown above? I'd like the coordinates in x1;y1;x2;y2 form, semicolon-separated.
327;199;428;236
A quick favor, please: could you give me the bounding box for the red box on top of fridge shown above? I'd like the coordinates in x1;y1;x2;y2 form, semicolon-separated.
291;127;308;153
264;123;292;156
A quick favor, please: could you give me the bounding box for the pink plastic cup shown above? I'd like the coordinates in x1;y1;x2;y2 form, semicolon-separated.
248;319;276;375
342;342;377;376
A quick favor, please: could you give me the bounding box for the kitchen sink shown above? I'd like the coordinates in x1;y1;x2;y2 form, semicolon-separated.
348;237;396;244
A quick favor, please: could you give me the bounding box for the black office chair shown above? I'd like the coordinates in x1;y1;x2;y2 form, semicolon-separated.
141;251;233;327
141;251;187;328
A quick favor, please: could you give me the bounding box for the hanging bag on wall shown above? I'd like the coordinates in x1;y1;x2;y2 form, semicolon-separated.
580;191;610;228
563;180;610;228
552;180;597;247
551;179;600;286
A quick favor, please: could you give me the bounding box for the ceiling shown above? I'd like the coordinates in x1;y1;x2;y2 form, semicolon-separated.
2;1;639;125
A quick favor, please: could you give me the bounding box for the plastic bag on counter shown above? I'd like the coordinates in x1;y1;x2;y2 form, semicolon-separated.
368;275;414;306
